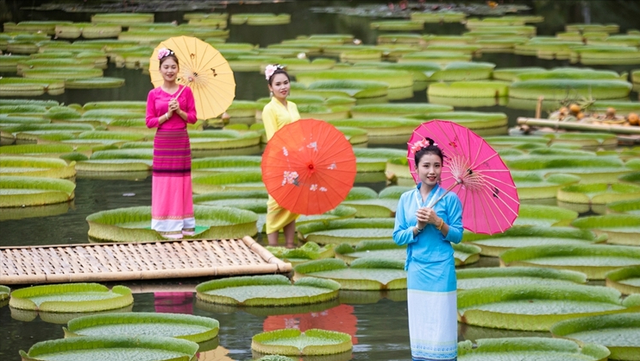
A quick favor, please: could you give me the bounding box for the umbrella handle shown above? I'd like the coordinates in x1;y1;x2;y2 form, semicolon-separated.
427;180;460;208
172;84;187;100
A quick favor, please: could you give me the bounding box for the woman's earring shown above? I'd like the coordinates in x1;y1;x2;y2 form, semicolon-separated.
269;91;273;97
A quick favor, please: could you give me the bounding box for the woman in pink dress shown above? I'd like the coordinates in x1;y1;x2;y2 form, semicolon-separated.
145;48;198;239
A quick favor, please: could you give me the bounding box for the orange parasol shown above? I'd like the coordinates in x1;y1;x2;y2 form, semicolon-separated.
149;35;235;120
261;118;356;215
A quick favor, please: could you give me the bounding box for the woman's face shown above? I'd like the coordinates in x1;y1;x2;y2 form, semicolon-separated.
160;58;178;83
417;152;442;187
268;73;290;101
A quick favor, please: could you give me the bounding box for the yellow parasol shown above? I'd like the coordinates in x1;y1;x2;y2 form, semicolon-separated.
149;35;235;120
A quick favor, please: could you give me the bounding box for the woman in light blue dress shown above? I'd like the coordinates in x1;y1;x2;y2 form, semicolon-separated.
393;137;464;361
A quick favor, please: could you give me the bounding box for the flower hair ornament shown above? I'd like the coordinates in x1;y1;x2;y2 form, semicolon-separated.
157;48;174;60
410;137;438;154
265;64;284;81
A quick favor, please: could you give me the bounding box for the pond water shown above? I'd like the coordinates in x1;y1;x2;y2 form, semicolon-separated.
1;1;639;360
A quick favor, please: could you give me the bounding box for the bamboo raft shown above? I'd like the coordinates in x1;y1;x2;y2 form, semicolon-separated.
0;237;291;285
517;117;640;145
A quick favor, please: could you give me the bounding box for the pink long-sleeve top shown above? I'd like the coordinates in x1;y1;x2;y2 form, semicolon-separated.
145;85;198;129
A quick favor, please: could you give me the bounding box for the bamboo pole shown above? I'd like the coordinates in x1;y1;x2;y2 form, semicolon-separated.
517;117;640;135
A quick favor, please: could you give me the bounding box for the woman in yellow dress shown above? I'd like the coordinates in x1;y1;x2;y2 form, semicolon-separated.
262;64;301;248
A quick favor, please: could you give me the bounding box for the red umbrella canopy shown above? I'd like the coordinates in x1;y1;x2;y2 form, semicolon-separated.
407;120;519;235
261;118;357;215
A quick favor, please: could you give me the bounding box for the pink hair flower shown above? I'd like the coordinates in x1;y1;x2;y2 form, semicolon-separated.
265;64;282;80
157;48;171;60
410;138;430;153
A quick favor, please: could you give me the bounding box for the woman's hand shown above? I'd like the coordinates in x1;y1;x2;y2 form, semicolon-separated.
168;98;180;117
415;207;440;228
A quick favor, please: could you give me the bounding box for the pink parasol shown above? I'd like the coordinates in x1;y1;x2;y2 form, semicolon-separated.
408;120;519;235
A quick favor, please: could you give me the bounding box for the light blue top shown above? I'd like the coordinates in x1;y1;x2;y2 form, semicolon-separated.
393;183;464;270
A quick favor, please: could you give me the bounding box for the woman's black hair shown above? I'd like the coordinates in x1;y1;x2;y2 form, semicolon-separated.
414;137;444;165
268;67;289;85
159;49;179;67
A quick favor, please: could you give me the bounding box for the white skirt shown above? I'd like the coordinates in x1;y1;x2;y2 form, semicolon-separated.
407;289;458;360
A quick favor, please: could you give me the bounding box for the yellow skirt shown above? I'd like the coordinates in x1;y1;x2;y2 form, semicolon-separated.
265;195;299;234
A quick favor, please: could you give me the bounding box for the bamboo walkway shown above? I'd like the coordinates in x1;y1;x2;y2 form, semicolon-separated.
0;236;291;285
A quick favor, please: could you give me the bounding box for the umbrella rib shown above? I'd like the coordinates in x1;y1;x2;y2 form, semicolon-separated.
471;176;520;218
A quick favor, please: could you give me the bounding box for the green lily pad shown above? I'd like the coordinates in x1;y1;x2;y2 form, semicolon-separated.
506;156;631;184
296;69;414;89
463;226;606;257
192;171;265;194
64;312;219;344
457;267;587;290
606;266;640;295
266;242;336;266
499;244;640;279
514;204;579;227
0;156;76;179
512;172;581;200
458;283;640;331
551;313;640;361
20;335;198;361
558;183;640;214
293;258;406;290
252;328;352;356
297;218;395;245
0;176;75;207
335;239;480;266
0;285;10;304
196;275;340;306
458;337;610;360
9;283;133;312
86;205;257;242
571;214;640;246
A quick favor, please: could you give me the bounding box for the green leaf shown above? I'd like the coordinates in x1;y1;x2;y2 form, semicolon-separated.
9;283;133;312
252;328;352;356
458;337;610;360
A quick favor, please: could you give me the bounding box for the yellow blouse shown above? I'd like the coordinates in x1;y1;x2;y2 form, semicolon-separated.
262;97;301;141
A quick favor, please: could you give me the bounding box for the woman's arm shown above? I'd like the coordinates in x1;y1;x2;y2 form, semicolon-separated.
262;104;278;141
439;196;463;244
393;194;419;246
145;91;161;128
177;87;198;124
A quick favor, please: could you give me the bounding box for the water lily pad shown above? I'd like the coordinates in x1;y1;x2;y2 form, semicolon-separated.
0;176;75;207
293;258;406;290
557;183;640;214
196;274;339;306
252;328;352;356
571;214;640;246
458;337;610;360
0;156;76;179
551;313;640;361
499;244;640;279
606;266;640;295
335;239;480;266
506;156;631;184
64;312;219;344
20;335;198;361
457;267;587;290
458;283;640;331
296;69;413;89
0;285;10;304
192;171;265;194
297;218;395;245
86;205;257;242
512;172;581;199
9;283;133;312
266;242;336;266
514;204;579;227
463;226;606;257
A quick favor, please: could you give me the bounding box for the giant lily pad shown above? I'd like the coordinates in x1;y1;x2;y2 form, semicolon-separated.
458;283;640;331
571;214;640;246
196;275;339;306
512;172;581;199
457;267;587;290
499;244;640;279
296;69;414;89
463;226;606;257
557;183;640;214
86;205;257;242
252;328;352;356
9;283;133;312
457;337;610;361
550;313;640;361
20;335;198;361
192;171;265;194
514;204;579;227
266;242;336;266
0;156;76;179
335;239;480;266
0;176;75;207
0;285;9;307
64;312;219;344
606;266;640;295
506;156;631;184
293;258;406;290
297;218;395;245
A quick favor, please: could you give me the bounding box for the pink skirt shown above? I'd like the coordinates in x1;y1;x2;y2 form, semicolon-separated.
151;129;195;237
